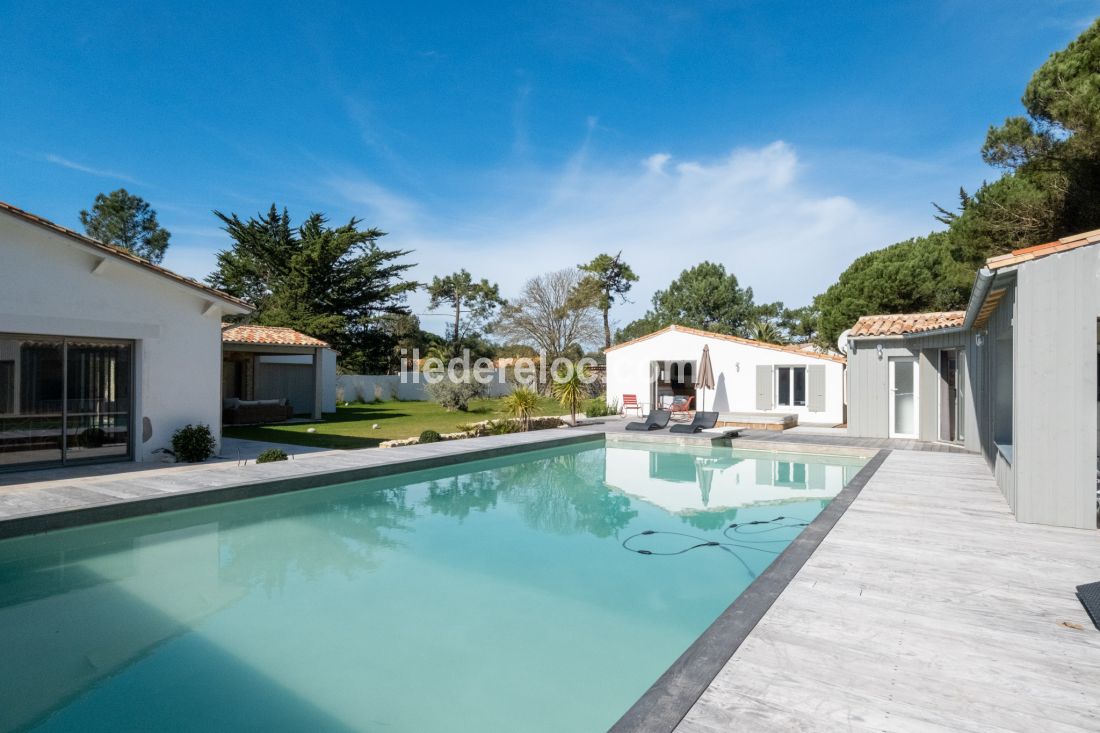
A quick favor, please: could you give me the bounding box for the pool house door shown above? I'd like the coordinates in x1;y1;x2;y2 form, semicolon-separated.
889;356;918;438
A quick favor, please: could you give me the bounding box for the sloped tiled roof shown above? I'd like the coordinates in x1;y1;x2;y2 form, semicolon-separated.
221;324;329;347
604;324;846;363
849;311;966;338
986;228;1100;270
0;200;252;311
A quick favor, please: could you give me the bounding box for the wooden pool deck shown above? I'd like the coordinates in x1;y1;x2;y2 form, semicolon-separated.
674;449;1100;733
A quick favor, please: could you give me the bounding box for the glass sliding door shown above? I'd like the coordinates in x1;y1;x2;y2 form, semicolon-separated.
65;340;133;462
889;357;918;438
0;337;64;467
0;334;133;470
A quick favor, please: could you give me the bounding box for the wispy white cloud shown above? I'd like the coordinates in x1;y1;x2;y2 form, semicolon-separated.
43;154;143;184
326;175;422;229
330;140;932;335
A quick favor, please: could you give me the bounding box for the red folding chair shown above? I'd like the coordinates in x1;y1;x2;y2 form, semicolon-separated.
668;395;695;421
621;394;643;416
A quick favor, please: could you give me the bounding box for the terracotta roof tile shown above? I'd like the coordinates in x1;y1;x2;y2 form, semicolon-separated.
849;311;966;338
986;228;1100;270
221;324;329;347
604;324;846;363
0;200;252;311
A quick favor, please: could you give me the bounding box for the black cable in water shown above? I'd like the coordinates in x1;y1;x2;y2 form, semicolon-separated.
723;515;809;543
621;530;780;558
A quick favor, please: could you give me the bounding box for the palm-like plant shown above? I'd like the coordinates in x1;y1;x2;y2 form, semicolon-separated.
502;387;540;431
749;319;786;345
552;363;589;425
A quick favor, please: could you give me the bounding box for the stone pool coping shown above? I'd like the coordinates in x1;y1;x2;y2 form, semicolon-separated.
608;448;891;733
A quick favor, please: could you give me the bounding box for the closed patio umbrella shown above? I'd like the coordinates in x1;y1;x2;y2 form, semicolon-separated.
695;458;717;507
695;344;715;412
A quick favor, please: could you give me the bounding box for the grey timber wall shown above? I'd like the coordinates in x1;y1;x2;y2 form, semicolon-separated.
1013;247;1098;529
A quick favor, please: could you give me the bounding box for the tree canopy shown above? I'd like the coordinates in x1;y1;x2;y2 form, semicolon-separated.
614;262;818;345
812;19;1100;349
427;269;504;344
813;233;973;348
494;269;602;359
615;262;755;341
207;205;418;372
576;252;638;350
80;189;171;264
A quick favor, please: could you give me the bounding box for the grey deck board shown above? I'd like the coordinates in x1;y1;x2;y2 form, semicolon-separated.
675;449;1100;733
735;429;973;453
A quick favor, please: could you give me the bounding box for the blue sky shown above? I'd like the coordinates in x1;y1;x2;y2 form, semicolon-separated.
1;1;1097;335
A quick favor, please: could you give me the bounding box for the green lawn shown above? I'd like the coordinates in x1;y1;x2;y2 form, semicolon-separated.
223;396;567;450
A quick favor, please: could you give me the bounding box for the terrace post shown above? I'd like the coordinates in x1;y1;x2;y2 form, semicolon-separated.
312;347;324;420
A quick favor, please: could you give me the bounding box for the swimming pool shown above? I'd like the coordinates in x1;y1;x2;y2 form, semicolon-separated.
0;440;866;732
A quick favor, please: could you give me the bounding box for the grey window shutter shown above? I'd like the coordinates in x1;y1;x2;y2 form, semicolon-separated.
807;364;826;412
755;365;773;410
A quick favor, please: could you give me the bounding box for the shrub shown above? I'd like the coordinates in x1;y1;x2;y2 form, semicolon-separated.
425;377;486;412
486;419;520;435
419;430;442;444
170;423;216;463
256;448;288;464
584;395;617;417
501;387;540;430
552;362;589;424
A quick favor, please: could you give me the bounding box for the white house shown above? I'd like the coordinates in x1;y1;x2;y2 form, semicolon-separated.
0;200;252;470
604;325;846;427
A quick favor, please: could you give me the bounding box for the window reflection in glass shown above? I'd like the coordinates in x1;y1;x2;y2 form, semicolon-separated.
0;335;132;468
0;337;64;466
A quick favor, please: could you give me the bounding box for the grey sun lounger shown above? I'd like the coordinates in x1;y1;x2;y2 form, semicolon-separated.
625;409;671;431
669;411;720;434
1078;581;1100;630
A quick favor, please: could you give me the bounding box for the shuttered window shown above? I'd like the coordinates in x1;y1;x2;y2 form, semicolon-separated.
776;366;807;407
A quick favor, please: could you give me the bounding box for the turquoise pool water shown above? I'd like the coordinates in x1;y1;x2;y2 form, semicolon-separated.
0;440;865;732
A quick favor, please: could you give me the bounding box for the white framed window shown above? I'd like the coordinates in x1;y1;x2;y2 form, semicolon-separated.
776;366;806;407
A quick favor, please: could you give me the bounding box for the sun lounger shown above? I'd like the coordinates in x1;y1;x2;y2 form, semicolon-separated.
669;411;719;434
1077;581;1100;630
625;409;671;431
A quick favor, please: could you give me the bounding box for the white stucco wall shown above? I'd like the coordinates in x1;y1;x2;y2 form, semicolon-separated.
0;212;249;462
336;372;514;403
605;327;846;425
